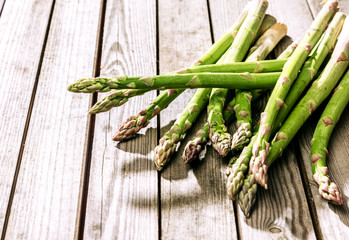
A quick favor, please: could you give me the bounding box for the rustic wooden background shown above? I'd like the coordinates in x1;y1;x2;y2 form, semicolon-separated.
0;0;348;239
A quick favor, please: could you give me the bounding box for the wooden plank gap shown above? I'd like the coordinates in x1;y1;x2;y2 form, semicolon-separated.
305;0;316;19
0;0;57;239
206;0;215;43
155;0;162;239
75;0;107;239
233;202;242;240
292;142;324;240
0;0;6;17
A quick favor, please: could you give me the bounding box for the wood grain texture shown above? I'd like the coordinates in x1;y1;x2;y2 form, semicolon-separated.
4;0;102;239
0;0;53;233
158;0;238;239
83;0;158;239
215;0;316;239
296;0;349;238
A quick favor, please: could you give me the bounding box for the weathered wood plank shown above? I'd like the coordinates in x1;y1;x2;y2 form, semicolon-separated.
158;0;238;239
210;0;317;239
83;0;158;239
4;0;102;239
296;0;349;238
0;0;53;233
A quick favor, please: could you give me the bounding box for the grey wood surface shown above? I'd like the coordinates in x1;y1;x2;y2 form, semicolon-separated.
2;0;102;239
83;0;158;239
0;0;53;234
0;0;349;239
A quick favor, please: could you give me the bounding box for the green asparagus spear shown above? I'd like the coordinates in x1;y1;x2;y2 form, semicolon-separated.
232;23;287;151
311;70;349;205
265;20;349;189
208;0;268;157
227;135;257;200
113;89;184;141
68;72;280;92
238;169;258;218
276;40;299;59
154;88;211;170
182;123;210;164
250;0;338;189
185;59;286;73
273;12;346;133
89;89;148;114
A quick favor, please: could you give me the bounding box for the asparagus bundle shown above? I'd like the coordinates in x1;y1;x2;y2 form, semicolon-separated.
273;12;346;132
234;17;347;217
311;69;349;205
250;0;338;189
183;39;296;164
158;18;284;169
66;0;349;220
208;0;268;157
265;18;349;190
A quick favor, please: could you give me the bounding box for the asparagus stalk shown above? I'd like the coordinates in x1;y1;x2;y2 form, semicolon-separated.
311;70;349;205
250;0;338;189
89;89;148;114
208;0;268;157
113;89;184;141
227;134;257;200
186;59;286;73
238;169;258;218
265;21;349;190
276;40;299;59
182;123;210;164
273;12;346;132
68;72;281;92
154;88;211;170
232;23;287;151
255;14;277;41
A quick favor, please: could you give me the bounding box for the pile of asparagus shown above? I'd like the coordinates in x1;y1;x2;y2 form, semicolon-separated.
68;0;349;217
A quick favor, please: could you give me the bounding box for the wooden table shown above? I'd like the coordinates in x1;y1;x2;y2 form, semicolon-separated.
1;0;349;239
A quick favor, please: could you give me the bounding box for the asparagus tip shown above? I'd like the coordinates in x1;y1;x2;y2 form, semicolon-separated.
182;138;203;164
231;123;252;151
250;153;268;189
210;129;232;157
314;174;343;205
113;115;149;141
